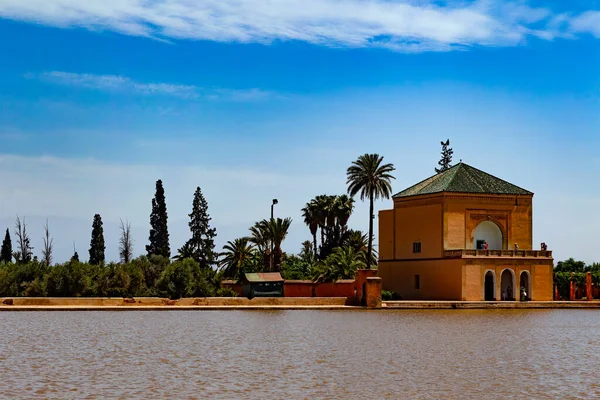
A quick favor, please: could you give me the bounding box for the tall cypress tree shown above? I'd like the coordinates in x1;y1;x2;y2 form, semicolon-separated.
0;228;12;263
435;139;454;173
88;214;106;265
146;179;170;258
179;187;217;268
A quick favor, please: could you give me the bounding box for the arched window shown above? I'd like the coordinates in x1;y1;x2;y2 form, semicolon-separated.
473;221;503;250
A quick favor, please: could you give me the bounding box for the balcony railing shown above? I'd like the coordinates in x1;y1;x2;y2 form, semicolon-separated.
443;249;553;258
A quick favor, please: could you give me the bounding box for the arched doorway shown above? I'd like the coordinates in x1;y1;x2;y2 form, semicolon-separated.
484;270;496;301
500;269;515;301
520;271;531;301
473;221;503;250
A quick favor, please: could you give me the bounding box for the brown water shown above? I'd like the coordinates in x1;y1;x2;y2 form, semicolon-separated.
1;310;599;399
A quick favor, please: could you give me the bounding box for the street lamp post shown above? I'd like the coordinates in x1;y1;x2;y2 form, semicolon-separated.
270;199;278;271
271;198;278;219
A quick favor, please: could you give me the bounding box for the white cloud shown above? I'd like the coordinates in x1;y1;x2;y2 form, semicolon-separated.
0;0;594;52
569;11;600;38
25;71;276;100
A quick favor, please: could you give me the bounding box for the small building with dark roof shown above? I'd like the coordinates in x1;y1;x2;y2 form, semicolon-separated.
378;162;554;301
242;272;284;299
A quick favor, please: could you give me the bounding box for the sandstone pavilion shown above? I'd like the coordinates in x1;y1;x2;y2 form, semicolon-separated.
378;162;553;301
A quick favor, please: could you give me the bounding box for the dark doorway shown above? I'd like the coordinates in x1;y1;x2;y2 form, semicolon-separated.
520;271;530;301
484;271;495;301
501;269;515;301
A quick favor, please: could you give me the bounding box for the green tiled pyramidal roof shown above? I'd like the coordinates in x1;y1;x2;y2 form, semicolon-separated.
393;163;533;198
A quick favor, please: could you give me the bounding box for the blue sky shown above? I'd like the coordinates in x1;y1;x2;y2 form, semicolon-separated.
0;0;599;263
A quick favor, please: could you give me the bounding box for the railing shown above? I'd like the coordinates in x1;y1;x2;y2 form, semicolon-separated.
444;249;553;258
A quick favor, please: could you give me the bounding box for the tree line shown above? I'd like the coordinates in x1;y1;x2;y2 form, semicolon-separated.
0;153;397;296
553;258;600;300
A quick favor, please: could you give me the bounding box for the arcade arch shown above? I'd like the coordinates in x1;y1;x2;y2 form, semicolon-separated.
500;269;516;301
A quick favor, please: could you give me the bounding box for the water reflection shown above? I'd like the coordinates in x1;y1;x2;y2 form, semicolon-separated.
1;310;599;399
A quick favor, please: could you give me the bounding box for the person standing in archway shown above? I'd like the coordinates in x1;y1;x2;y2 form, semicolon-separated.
507;285;513;301
484;241;489;250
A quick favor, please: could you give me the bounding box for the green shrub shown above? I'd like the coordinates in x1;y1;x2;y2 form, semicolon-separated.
281;254;313;280
0;254;222;299
216;287;239;297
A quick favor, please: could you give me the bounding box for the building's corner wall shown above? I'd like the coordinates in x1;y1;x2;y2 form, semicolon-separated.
444;201;466;250
378;259;463;300
511;196;533;249
394;197;443;259
532;261;554;301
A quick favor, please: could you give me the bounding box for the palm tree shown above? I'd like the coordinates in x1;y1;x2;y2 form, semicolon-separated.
335;194;355;234
249;217;292;272
249;220;271;270
312;246;365;283
346;153;395;269
324;195;337;232
246;249;264;272
218;238;255;280
300;240;316;266
344;229;377;265
301;202;320;258
173;241;197;261
311;194;329;247
265;217;292;272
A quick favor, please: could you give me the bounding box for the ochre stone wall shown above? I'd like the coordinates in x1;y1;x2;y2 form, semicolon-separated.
393;200;443;259
365;277;382;308
378;259;464;300
445;202;466;250
378;209;394;260
531;262;554;301
0;297;349;307
462;263;483;301
1;297;167;306
179;297;348;306
286;280;355;298
354;269;378;301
